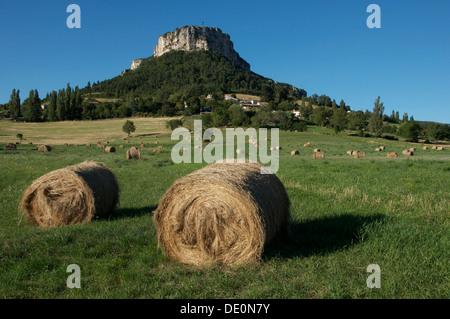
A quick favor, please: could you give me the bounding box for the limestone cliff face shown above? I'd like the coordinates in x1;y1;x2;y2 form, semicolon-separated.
131;59;143;70
153;26;250;70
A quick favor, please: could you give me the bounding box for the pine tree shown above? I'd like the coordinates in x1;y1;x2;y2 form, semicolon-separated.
47;91;57;121
8;89;21;119
56;89;66;121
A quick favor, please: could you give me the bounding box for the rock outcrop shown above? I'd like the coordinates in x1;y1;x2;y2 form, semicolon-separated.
153;26;250;70
131;58;143;70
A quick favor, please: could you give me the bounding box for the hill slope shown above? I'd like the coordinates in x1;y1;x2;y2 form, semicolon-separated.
87;50;306;101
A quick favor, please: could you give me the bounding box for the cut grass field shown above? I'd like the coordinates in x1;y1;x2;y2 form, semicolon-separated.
0;118;448;298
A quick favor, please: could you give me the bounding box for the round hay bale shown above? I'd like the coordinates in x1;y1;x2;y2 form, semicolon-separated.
37;145;52;152
127;140;130;144
313;148;320;153
291;150;299;155
155;141;159;144
346;150;352;155
21;161;119;227
96;143;104;149
6;143;17;149
387;152;398;158
104;146;116;153
126;147;141;159
409;148;416;152
64;143;69;146
437;146;445;151
153;162;291;267
304;142;312;147
313;151;324;160
432;146;437;150
275;146;282;150
86;143;91;148
375;148;381;152
28;142;33;145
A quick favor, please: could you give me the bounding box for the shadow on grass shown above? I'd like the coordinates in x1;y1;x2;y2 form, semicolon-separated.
110;205;157;220
264;213;385;260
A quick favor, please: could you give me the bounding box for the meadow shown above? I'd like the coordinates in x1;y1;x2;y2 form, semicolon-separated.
0;118;448;298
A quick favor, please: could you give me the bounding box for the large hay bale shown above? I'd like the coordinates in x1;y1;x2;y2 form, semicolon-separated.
153;162;291;267
21;161;119;227
37;145;52;152
354;151;365;159
104;146;116;153
387;152;398;158
291;150;299;155
126;147;141;159
313;151;324;159
6;143;17;149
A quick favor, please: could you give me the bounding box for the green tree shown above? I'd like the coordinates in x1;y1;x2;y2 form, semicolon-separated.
23;89;42;122
330;105;347;133
16;133;23;143
122;120;136;136
8;89;21;119
261;85;275;102
398;121;421;142
368;96;384;137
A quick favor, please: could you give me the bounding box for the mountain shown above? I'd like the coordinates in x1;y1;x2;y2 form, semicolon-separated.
86;26;306;101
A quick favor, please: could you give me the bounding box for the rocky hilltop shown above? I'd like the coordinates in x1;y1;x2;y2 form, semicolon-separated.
153;26;250;70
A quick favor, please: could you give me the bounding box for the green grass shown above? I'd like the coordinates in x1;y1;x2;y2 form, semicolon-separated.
0;120;449;298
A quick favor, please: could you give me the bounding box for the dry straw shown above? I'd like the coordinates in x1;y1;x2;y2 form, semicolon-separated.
126;147;141;159
37;145;52;152
21;161;119;227
104;146;116;153
313;151;324;159
354;151;365;159
387;152;398;158
153;162;291;267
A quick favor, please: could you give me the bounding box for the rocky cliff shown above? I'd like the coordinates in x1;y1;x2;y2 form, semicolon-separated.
153;26;250;70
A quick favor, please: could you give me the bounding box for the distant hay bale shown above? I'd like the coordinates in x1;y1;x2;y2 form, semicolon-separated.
409;148;416;152
304;142;312;147
153;162;291;267
346;150;353;155
140;143;145;148
6;143;17;149
154;146;163;154
375;148;381;152
138;137;141;140
294;130;298;133
354;151;365;159
379;146;385;150
37;145;52;152
104;146;116;153
402;150;414;156
313;148;320;153
351;150;359;155
28;142;33;145
387;152;398;158
73;144;78;147
85;143;91;148
291;150;299;155
127;140;130;144
422;146;428;150
21;161;119;227
126;147;141;159
432;146;437;150
105;141;109;144
96;143;104;149
64;143;69;146
119;145;124;148
437;146;445;151
313;151;324;159
155;141;159;144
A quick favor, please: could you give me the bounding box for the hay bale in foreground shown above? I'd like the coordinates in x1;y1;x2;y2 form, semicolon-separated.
37;145;52;152
6;143;17;149
104;146;116;153
126;147;141;159
313;151;324;159
387;152;398;158
21;161;119;227
153;162;291;267
291;150;299;155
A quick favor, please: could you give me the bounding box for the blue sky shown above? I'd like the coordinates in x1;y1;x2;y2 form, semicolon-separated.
1;0;449;123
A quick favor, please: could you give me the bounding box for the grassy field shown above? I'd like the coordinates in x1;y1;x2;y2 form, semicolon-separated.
0;118;448;298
